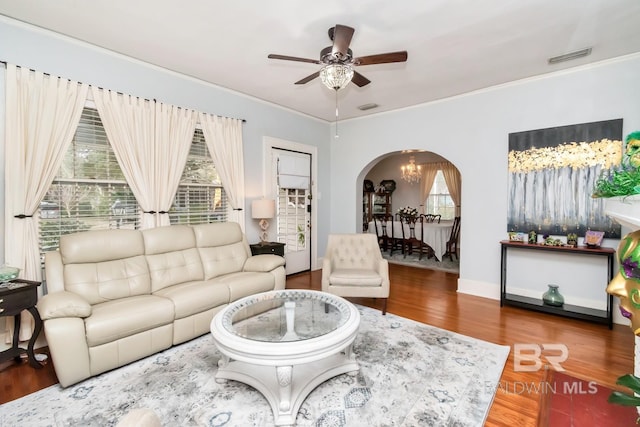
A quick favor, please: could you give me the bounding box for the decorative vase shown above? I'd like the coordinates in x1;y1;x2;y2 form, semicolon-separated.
542;285;565;307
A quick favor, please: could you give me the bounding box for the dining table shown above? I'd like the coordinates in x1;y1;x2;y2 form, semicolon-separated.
368;219;453;261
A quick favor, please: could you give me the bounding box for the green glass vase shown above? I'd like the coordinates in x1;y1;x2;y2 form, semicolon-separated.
542;284;564;307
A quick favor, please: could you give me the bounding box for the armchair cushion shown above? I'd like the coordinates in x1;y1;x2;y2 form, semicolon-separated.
328;268;383;286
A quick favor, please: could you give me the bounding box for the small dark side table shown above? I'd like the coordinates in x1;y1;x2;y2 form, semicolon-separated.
250;242;286;257
0;279;43;368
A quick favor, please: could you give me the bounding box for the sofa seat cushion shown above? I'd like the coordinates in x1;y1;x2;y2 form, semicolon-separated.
86;295;175;347
329;268;383;286
212;272;275;302
154;280;230;319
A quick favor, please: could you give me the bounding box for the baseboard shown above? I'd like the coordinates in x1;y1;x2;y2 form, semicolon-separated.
457;278;500;300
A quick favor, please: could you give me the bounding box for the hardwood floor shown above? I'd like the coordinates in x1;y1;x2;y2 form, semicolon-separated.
1;264;634;426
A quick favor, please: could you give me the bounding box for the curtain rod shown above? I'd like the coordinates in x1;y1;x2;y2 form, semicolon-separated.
1;60;246;123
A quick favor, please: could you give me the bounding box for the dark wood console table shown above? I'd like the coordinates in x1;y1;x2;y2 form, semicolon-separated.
500;240;615;329
0;279;43;368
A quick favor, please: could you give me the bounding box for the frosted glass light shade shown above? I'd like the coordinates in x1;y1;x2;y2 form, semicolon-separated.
320;64;354;90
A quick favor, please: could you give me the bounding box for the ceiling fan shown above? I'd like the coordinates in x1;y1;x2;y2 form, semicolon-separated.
268;24;408;90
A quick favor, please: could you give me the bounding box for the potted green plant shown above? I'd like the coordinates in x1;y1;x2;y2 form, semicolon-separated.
592;131;640;198
593;131;640;230
608;373;640;423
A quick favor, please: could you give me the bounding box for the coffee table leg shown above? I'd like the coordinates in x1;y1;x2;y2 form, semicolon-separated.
277;365;293;411
345;344;358;376
216;355;230;384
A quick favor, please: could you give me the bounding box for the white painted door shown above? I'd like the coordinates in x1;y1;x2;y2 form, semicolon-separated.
272;149;311;274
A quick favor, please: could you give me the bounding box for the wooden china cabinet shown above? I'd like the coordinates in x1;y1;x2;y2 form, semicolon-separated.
363;180;394;231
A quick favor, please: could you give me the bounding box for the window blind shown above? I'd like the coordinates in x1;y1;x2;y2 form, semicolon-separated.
169;128;227;225
39;107;139;253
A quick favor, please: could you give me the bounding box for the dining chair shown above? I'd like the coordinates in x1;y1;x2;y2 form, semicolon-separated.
443;216;461;261
402;216;434;260
388;214;406;256
372;214;390;251
422;213;441;223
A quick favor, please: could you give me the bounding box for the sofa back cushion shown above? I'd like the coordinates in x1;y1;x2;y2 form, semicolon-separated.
59;229;150;305
142;225;204;292
192;222;250;280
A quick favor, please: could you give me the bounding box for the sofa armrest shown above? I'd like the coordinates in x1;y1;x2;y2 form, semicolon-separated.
37;291;92;320
243;254;286;273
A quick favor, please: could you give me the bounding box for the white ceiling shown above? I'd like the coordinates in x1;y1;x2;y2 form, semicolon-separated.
1;0;640;122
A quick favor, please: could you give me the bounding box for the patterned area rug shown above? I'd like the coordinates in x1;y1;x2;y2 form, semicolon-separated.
381;250;460;274
1;306;508;426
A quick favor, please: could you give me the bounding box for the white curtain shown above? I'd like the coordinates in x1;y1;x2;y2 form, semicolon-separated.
93;88;199;229
4;64;88;340
420;165;439;211
153;103;197;227
92;88;157;229
441;162;462;217
199;113;246;230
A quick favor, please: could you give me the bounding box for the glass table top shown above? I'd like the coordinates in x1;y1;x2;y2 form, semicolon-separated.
222;290;353;343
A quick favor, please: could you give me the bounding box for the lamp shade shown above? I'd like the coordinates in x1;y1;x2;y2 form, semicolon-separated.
252;199;275;219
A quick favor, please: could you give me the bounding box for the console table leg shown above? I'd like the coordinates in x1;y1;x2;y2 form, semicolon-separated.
12;314;21;363
25;307;43;369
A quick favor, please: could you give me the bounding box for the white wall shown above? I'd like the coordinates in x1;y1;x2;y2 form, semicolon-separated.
331;54;640;324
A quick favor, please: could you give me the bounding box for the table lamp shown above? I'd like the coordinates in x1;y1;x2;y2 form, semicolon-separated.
252;198;275;243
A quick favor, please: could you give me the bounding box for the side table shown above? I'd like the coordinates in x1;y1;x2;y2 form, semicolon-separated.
0;279;43;368
250;241;285;257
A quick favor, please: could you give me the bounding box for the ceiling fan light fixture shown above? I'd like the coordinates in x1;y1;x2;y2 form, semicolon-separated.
320;63;354;91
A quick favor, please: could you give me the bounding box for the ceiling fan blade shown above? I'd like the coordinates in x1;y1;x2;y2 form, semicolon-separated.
268;54;321;65
331;24;355;58
351;71;371;87
295;71;320;85
353;51;408;66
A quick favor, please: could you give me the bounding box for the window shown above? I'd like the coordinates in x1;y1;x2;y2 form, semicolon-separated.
39;111;227;254
425;170;455;219
277;188;307;251
39;107;139;253
169;128;227;225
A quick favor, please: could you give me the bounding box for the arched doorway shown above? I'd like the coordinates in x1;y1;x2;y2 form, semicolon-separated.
359;150;461;273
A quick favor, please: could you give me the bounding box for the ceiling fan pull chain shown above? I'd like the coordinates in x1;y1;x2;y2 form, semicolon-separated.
335;89;339;138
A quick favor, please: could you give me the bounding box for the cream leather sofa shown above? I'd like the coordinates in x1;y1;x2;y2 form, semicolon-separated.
38;222;286;387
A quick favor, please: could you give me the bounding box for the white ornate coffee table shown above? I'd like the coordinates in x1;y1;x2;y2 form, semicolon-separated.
210;289;361;426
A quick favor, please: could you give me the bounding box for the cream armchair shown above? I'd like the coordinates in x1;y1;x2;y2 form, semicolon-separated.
321;233;390;314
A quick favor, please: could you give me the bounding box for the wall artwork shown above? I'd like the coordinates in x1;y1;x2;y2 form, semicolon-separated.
507;119;623;238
